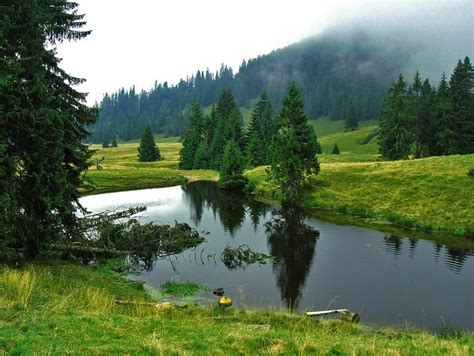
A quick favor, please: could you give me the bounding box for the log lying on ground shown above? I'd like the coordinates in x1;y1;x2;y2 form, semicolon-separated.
48;243;128;256
306;309;360;323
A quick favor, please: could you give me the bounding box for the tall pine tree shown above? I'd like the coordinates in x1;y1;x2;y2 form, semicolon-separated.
138;125;161;162
411;71;423;157
246;91;274;167
0;0;97;259
269;82;320;202
179;101;204;169
432;73;455;155
450;57;474;154
209;89;243;169
344;102;359;131
219;140;247;189
378;75;412;160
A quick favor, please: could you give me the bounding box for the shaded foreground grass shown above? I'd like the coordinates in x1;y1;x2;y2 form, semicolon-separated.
0;261;472;354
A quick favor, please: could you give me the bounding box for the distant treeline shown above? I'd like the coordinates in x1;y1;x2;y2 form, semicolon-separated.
379;57;474;159
87;33;408;143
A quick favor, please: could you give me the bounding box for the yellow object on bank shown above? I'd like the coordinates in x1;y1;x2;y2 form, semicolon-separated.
218;296;232;306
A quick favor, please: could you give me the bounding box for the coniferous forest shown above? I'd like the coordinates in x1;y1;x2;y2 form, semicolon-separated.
378;57;474;159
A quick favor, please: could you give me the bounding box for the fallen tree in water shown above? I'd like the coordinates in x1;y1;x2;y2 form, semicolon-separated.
220;244;272;269
49;207;205;271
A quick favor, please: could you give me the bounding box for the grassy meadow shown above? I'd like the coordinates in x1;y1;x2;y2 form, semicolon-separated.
84;141;217;195
1;261;472;354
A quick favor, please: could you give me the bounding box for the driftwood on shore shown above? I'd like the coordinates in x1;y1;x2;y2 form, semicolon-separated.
307;309;360;323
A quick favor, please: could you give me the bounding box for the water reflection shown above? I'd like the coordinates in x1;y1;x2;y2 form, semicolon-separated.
80;182;474;330
183;181;271;234
408;238;418;259
445;248;470;274
265;203;319;310
383;235;403;259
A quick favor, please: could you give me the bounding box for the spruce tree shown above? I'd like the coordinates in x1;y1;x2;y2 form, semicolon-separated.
345;103;359;131
378;75;412;160
331;143;340;154
433;73;455;155
0;0;97;259
193;143;210;169
269;82;320;202
179;101;204;169
111;138;118;147
138;125;160;162
209;89;243;169
246;92;273;167
417;79;435;156
411;71;423;157
450;57;474;154
219;140;248;190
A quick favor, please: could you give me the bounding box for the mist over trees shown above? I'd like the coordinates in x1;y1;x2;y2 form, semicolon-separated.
87;32;409;142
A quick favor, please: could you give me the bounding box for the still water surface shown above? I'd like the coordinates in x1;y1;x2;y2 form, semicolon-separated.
80;182;473;330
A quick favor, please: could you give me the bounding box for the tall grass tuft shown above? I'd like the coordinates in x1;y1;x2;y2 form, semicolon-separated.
84;287;115;314
0;268;37;308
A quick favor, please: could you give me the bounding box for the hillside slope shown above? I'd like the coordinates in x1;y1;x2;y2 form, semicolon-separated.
88;31;408;142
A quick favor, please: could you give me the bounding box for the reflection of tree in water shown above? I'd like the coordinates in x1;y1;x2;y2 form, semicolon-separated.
182;181;270;234
247;198;271;230
383;235;403;258
444;247;471;274
433;243;443;262
408;238;418;259
265;202;319;310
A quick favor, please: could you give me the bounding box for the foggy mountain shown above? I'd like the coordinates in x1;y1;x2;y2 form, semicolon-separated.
88;16;472;142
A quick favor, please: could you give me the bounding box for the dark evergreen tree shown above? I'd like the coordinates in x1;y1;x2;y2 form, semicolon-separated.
410;71;423;157
193;143;210;169
450;57;474;154
378;75;412;160
246;92;274;167
209;89;243;169
179;101;204;169
218;140;248;189
102;140;109;148
138;125;160;162
331;143;340;154
344;103;359;131
111;138;118;147
0;0;97;260
269;82;320;202
432;73;455;155
417;78;436;156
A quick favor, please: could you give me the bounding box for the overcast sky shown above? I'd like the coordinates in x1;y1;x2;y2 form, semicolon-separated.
56;0;473;104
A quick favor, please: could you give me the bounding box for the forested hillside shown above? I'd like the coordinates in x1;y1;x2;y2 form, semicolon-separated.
87;32;410;142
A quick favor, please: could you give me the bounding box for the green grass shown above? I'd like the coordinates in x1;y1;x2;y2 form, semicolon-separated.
310;117;378;137
84;142;218;195
161;279;207;297
1;261;471;354
247;154;474;236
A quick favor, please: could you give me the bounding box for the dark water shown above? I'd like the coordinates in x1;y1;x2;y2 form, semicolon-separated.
80;182;474;331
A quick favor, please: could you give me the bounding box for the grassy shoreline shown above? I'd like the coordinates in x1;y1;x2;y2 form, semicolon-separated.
1;261;472;354
84;141;474;238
